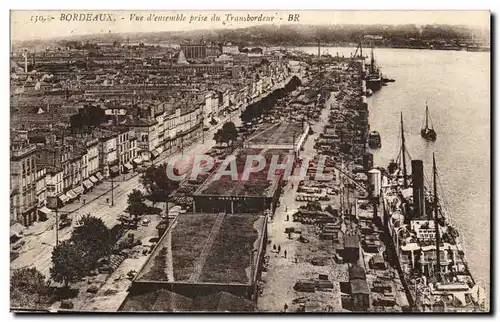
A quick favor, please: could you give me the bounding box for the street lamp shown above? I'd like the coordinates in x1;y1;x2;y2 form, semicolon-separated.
46;196;73;247
104;161;115;207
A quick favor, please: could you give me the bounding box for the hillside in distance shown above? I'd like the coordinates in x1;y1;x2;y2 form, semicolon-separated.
15;23;489;48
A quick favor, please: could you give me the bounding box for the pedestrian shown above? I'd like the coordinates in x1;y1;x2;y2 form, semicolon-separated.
284;250;287;258
278;245;281;254
286;214;289;221
285;206;288;212
284;303;288;312
273;244;276;251
106;197;109;204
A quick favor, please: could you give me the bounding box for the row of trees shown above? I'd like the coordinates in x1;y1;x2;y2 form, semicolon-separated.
241;75;302;123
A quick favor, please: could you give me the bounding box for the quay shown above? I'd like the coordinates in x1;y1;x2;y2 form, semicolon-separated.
11;40;486;313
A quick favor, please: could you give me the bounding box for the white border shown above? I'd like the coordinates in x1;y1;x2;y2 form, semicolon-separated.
2;1;497;321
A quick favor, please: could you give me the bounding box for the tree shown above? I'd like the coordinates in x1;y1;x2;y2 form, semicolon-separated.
140;163;180;202
70;106;105;133
11;268;50;309
71;215;113;263
214;121;238;145
221;122;238;144
50;241;89;288
127;189;147;218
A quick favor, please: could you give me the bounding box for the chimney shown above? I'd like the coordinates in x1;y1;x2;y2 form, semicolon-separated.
24;51;28;73
411;160;425;219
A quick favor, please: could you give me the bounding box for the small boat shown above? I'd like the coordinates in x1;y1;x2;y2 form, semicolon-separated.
421;103;437;141
368;131;381;149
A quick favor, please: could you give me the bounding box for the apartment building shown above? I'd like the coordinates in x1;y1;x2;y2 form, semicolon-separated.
10;137;38;225
98;131;119;178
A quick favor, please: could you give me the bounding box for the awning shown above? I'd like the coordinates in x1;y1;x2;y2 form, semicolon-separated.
151;149;160;159
58;194;69;203
38;206;52;215
110;165;120;174
124;163;134;170
133;157;143;165
83;180;94;190
96;172;104;181
141;153;151;162
66;190;77;200
73;186;84;195
89;176;99;184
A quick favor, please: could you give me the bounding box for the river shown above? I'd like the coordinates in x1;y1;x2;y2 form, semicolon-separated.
298;46;490;291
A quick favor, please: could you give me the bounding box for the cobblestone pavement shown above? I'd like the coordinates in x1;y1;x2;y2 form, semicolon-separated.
257;92;350;312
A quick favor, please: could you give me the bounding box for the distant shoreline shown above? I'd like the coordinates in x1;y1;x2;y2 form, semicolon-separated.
282;43;490;53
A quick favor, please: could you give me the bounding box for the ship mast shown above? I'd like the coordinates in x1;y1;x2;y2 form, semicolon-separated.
370;47;375;74
425;103;429;130
401;112;408;188
433;153;442;281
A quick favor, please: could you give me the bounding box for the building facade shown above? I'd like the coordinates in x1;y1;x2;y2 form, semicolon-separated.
180;44;207;60
10;140;38;225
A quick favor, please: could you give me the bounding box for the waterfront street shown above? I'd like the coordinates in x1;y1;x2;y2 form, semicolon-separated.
11;107;243;279
9;15;490;312
258;91;348;312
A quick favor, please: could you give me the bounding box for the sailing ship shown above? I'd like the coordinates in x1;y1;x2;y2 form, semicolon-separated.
421;103;437;141
381;113;487;312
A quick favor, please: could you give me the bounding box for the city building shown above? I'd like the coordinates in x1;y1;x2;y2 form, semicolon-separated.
10;136;38;225
98;131;119;178
180;44;207;60
128;115;158;161
116;127;138;173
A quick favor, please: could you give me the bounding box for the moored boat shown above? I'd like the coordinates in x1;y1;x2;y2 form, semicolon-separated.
365;48;382;91
368;130;381;149
380;114;487;312
421;103;437;141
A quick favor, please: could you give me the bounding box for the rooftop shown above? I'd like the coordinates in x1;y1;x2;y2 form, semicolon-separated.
135;213;266;285
246;122;305;146
194;148;292;197
120;290;255;312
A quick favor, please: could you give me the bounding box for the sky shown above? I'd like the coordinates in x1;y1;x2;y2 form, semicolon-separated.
11;10;490;42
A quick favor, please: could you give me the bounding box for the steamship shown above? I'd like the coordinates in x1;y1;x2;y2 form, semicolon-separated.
365;47;382;91
379;113;487;312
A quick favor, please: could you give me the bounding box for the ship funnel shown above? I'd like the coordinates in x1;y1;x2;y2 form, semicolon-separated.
411;160;425;219
368;169;381;198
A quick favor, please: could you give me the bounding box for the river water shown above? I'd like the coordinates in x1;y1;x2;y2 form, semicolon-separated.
299;47;490;290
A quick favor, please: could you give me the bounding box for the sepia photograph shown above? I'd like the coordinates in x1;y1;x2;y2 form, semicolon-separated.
9;9;490;313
